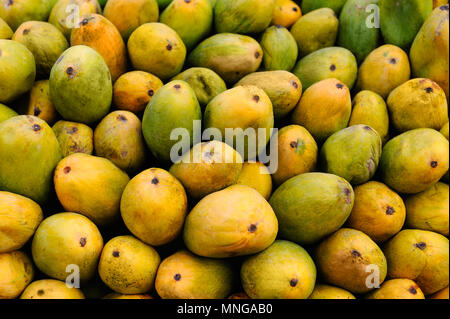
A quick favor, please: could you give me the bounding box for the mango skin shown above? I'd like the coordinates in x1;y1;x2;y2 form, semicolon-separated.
293;47;357;90
320;125;382;185
379;128;449;194
183;185;278;258
441;122;449;140
356;44;411;99
301;0;347;14
387;78;448;133
142;80;202;163
0;251;34;299
269;173;354;245
0;103;17;124
290;8;339;57
316;228;387;294
366;279;425;299
241;240;316;299
155;250;235;299
235;71;302;120
49;45;112;125
410;5;449;98
20;279;85;299
52;120;93;157
103;0;159;40
169;141;243;199
0;0;56;31
260;25;298;72
236;162;272;200
54;153;130;225
271;0;301;28
429;286;449;299
434;0;449;8
349;90;390;144
291;78;352;143
214;0;274;34
384;229;449;295
121;168;188;246
13;21;69;78
104;293;153;299
188;33;263;84
160;0;213;51
346;181;406;243
0;39;36;104
405;182;449;237
70;13;127;82
94;111;146;174
0;115;61;204
25;80;58;125
0;191;43;253
98;236;161;294
31;212;103;282
0;17;13;39
128;23;186;81
309;285;356;299
271;125;318;186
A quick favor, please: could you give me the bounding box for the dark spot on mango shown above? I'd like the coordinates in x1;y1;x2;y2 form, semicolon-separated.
7;0;13;6
425;87;433;93
255;51;260;59
117;114;127;122
32;124;41;132
22;29;30;35
291;80;298;89
66;67;74;75
431;161;438;168
151;177;159;185
64;166;71;174
112;251;120;257
148;89;154;97
364;126;372;130
343;188;352;204
293;7;298;12
253;95;260;102
166;43;173;51
37;289;44;296
351;249;361;258
330;64;336;71
81;18;89;26
290;141;298;149
409;286;417;295
71;126;78;134
33;107;41;116
389;58;397;64
174;274;181;281
174;84;181;90
415;242;426;250
79;237;87;247
336;83;344;89
386;206;395;215
184;0;191;3
440;5;449;11
248;224;257;233
289;279;298;287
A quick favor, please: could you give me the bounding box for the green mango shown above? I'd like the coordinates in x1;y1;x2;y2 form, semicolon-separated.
380;0;433;50
49;45;112;124
260;25;298;71
0;115;61;204
0;17;13;39
301;0;347;14
0;0;57;31
142;80;202;163
338;0;380;64
0;103;17;124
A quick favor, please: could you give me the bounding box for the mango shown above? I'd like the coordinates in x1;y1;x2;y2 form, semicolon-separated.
104;293;153;299
429;286;449;299
379;128;449;194
0;0;56;31
241;240;316;299
271;0;301;28
0;116;61;203
269;173;354;245
434;0;449;8
384;229;449;295
31;212;103;282
52;120;94;157
346;181;406;243
441;122;449;139
301;0;347;14
309;285;356;299
20;279;85;299
54;153;130;225
366;279;425;299
0;251;34;299
290;8;339;57
183;185;278;258
49;45;112;125
23;80;58;125
236;162;272;200
0;17;13;39
98;235;160;294
128;23;186;81
120;168;188;246
260;25;298;71
0;103;17;124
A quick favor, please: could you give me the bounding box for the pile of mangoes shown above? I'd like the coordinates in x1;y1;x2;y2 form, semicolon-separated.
0;0;449;300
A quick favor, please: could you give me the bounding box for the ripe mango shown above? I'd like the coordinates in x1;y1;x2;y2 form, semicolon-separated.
0;0;56;31
20;279;85;299
366;279;425;299
52;120;94;157
23;80;58;125
429;286;449;299
309;285;356;299
236;162;272;200
271;0;301;28
0;251;34;299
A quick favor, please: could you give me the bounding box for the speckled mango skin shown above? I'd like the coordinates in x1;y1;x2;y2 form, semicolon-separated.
387;78;448;133
366;279;425;299
49;45;112;125
241;240;316;299
291;78;352;143
308;284;356;299
98;236;161;294
316;228;387;294
301;0;347;14
271;125;318;186
103;0;159;40
120;168;188;246
379;128;449;194
320;125;382;185
128;23;186;81
259;26;298;72
0;191;43;253
20;279;85;299
170;141;243;199
155;250;235;299
187;33;263;84
349;90;390;144
236;162;272;200
94;110;146;174
54;153;130;225
0;103;17;124
356;44;411;99
0;116;61;204
383;229;449;295
346;181;406;243
0;251;34;299
0;17;13;39
429;286;449;299
183;185;278;258
70;13;127;82
52;120;93;157
271;0;301;28
0;0;56;31
31;212;103;282
269;173;354;245
13;21;68;78
405;182;449;236
214;0;274;35
235;71;302;120
291;8;339;57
